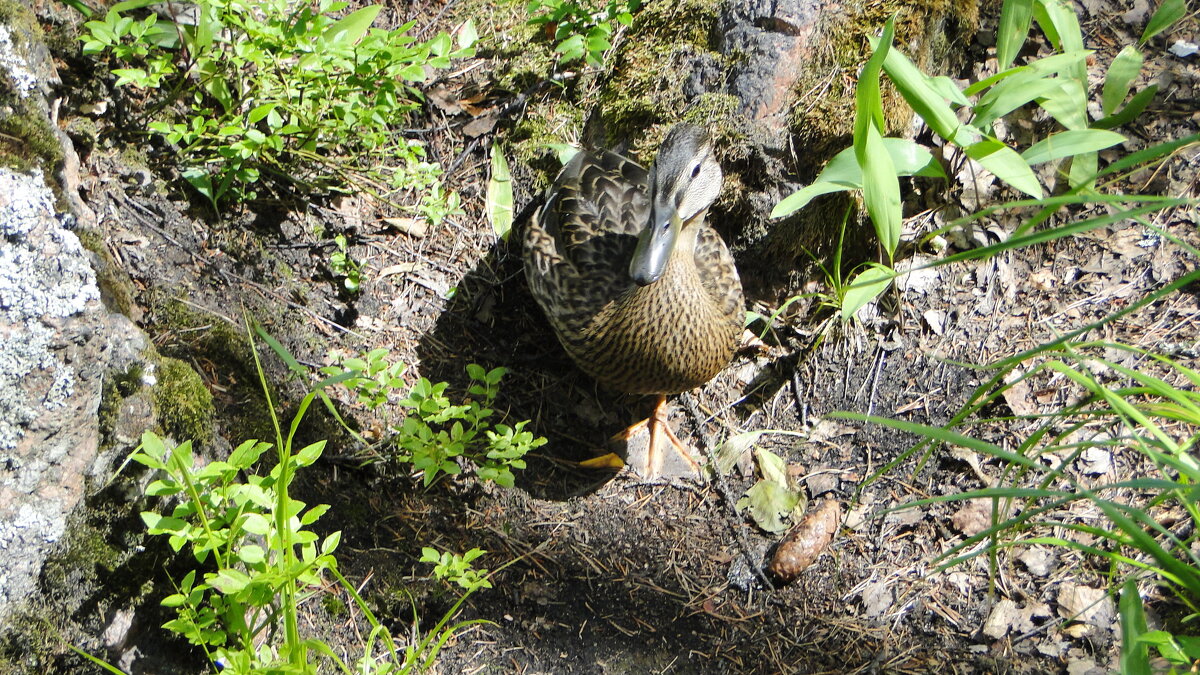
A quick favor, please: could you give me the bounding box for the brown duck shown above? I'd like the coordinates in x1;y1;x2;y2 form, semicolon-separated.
523;124;744;478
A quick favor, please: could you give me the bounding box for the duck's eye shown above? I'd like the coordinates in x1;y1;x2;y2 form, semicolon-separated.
690;163;702;179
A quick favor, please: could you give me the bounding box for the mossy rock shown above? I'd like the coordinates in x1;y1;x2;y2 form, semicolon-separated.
152;357;214;447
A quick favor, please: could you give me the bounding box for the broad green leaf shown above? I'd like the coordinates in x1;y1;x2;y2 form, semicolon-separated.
927;76;971;107
715;431;762;476
973;76;1063;130
240;512;271;535
247;103;277;125
1037;79;1088;130
1102;46;1143;115
841;263;894;321
875;34;973;145
322;5;381;47
293;440;326;467
546;143;580;166
1093;84;1158;129
770;181;850;219
209;568;251;594
966;137;1043;198
1067;150;1098;189
238;544;265;565
457;19;478;49
855;17;892;140
755;447;789;486
487;142;514;241
738;479;800;533
997;0;1034;69
1118;580;1151;675
861;125;902;258
1021;129;1125;164
1142;0;1185;44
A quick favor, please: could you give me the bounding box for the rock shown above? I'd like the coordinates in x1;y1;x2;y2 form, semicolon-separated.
0;167;150;625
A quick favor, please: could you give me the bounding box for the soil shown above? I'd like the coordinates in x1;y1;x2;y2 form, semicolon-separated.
44;0;1200;672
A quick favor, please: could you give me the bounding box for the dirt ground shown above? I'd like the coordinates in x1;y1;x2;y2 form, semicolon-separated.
55;0;1200;672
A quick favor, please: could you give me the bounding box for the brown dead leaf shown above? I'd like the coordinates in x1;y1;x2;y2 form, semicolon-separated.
428;84;463;114
383;217;428;238
462;112;498;138
768;499;840;583
1057;583;1114;630
950;498;993;536
982;597;1021;639
379;262;423;278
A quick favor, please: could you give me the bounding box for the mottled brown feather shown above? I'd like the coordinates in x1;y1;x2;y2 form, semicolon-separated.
523;133;744;396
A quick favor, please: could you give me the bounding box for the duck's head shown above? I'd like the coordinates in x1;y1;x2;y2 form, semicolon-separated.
629;125;723;286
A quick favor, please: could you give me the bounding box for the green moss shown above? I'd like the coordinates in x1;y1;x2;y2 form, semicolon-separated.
0;2;63;173
0;100;63;173
151;295;277;444
321;594;347;617
76;228;138;318
594;0;725;151
153;357;215;446
98;362;146;443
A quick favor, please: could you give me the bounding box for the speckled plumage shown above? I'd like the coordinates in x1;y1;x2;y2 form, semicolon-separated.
523;126;744;396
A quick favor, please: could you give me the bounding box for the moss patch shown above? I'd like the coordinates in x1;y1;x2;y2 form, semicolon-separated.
0;2;64;173
152;356;215;446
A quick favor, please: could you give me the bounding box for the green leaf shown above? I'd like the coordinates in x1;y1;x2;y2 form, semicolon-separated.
209;568;251;594
1119;580;1151;675
997;0;1034;69
877;36;972;145
739;480;800;533
772;137;946;218
546;143;580;166
1141;0;1185;44
715;431;763;476
241;512;271;535
966;137;1043;199
1021;129;1125;165
1102;45;1143;116
840;263;894;321
322;5;382;47
1036;79;1088;130
855;17;892;142
457;19;478;49
1093;84;1158;130
486;142;513;241
293;440;326;467
755;447;790;486
860;125;902;259
238;544;265;565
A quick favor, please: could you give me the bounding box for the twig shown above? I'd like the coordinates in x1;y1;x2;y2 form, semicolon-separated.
680;392;774;590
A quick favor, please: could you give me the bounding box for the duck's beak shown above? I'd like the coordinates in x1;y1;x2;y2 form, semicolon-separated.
629;195;681;286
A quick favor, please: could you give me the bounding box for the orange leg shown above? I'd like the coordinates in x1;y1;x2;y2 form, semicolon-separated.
580;395;703;480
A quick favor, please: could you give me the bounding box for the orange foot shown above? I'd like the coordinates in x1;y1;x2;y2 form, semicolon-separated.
579;395;705;481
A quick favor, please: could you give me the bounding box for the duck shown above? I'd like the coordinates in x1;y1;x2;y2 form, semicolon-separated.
523;124;744;479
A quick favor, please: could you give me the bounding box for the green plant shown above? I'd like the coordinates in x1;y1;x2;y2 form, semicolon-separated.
397;364;544;487
1122;578;1200;674
526;0;639;66
771;0;1188;319
322;352;545;488
320;348;407;410
329;234;362;293
78;0;475;211
421;548;493;592
103;326;494;674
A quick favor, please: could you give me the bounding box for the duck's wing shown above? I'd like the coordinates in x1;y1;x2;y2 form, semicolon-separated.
693;223;745;325
524;149;649;326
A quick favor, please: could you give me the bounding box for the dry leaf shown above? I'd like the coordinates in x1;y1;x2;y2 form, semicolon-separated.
950;498;993;536
462;112;498;138
383;217;428;238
